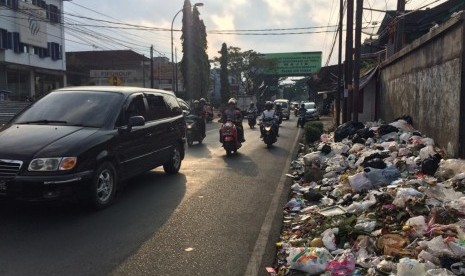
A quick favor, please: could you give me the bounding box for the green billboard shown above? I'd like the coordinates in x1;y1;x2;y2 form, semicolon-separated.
261;52;322;76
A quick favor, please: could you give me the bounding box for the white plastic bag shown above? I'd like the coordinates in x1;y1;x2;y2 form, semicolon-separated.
397;257;426;276
405;216;427;237
287;247;332;274
436;159;465;180
321;228;339;251
392;187;423;208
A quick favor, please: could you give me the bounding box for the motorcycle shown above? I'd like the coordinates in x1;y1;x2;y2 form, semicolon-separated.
262;118;277;148
297;113;306;128
186;114;204;146
275;110;283;125
247;112;256;129
206;111;213;123
220;119;241;155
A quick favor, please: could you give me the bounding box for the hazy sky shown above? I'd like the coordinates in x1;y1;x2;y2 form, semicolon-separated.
63;0;447;66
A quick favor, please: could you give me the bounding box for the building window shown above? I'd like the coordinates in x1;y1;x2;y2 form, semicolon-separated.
0;29;8;49
48;4;60;23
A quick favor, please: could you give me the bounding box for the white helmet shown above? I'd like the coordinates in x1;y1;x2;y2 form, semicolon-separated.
228;98;236;105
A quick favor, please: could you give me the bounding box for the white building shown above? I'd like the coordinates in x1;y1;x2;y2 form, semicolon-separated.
0;0;67;100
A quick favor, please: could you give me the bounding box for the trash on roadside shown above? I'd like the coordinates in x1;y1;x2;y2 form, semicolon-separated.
273;116;465;275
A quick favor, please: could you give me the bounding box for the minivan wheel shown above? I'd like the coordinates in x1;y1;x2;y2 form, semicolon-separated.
89;162;117;210
163;145;182;174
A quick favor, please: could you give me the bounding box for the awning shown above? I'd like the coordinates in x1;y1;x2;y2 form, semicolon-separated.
316;66;378;95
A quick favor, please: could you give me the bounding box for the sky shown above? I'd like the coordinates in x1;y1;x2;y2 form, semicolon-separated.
63;0;448;67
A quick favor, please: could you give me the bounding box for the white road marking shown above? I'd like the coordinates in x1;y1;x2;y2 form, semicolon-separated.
244;128;302;276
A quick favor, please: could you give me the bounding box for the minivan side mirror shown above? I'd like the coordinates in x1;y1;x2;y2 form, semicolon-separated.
128;116;145;127
119;116;145;133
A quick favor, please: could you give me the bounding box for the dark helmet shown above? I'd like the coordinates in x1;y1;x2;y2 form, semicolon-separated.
301;103;305;108
265;101;273;109
249;102;254;107
199;98;206;103
193;100;199;105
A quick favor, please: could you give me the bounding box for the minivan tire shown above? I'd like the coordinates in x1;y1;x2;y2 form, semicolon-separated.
89;162;117;210
163;145;182;174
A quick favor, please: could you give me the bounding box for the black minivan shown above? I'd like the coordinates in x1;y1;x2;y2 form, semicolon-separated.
0;87;186;209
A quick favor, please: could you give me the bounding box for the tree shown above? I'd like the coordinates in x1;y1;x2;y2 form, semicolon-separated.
180;0;209;100
219;43;230;105
212;46;280;101
191;6;210;100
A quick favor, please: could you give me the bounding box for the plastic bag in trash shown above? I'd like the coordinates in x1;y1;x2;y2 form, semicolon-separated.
326;251;356;276
346;194;377;214
425;268;456;276
392;187;423;208
421;154;441;176
378;124;399;136
348;172;373;193
334;121;365;142
446;197;465;215
287;247;332;275
397;257;426;276
420;145;437;161
321;228;339;251
364;165;401;187
303;152;322;167
404;215;427;238
436;159;465;180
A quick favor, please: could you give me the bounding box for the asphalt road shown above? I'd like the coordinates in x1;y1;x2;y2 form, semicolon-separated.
0;116;305;276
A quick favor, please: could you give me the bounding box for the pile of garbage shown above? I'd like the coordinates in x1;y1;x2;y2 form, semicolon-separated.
271;117;465;276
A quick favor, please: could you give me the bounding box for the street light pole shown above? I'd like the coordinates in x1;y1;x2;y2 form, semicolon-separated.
170;2;204;94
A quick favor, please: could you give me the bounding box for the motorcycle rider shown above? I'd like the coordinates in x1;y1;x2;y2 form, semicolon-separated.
191;100;206;138
247;102;258;117
297;103;307;127
260;101;279;138
221;98;245;142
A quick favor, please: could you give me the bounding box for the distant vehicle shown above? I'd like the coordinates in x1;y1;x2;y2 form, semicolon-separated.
0;86;187;209
177;98;190;115
273;99;290;120
236;95;256;115
303;102;320;121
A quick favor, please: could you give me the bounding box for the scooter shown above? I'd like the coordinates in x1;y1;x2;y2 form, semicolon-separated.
297;113;306;128
276;110;283;125
220;119;241;156
247;112;256;129
262;118;277;148
186;114;204;146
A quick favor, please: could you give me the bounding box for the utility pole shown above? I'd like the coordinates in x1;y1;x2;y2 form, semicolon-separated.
175;47;179;94
395;0;406;52
353;0;363;122
142;55;146;88
150;45;154;88
344;0;354;122
336;0;343;127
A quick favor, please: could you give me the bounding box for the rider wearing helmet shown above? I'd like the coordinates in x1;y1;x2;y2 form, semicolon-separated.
297;103;307;127
259;101;279;138
221;98;245;142
247;102;258;116
192;99;206;138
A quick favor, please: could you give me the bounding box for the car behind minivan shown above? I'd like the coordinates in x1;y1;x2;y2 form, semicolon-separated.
274;99;290;120
0;86;186;209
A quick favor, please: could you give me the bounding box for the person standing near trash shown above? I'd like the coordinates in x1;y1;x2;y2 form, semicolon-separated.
259;101;279;138
221;98;245;142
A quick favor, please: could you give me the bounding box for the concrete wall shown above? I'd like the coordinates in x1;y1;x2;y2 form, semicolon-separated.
379;15;464;157
359;79;377;123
